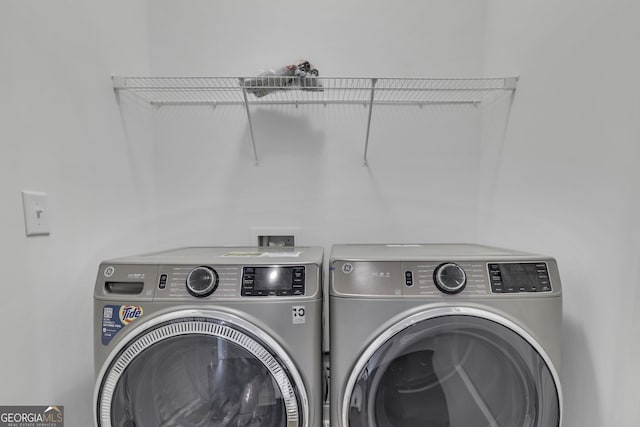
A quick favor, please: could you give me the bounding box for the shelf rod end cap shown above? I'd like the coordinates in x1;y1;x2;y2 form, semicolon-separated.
112;76;126;89
505;76;519;90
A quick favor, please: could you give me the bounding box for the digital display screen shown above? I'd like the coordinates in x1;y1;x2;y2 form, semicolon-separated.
500;263;540;289
253;267;293;291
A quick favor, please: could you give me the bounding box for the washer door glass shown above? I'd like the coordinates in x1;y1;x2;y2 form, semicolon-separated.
97;317;302;427
347;315;559;427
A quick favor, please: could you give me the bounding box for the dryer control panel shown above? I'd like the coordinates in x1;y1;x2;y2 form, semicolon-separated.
331;259;560;298
487;262;551;293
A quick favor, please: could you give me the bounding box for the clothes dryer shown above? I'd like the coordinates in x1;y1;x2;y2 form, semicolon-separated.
329;244;562;427
93;247;323;427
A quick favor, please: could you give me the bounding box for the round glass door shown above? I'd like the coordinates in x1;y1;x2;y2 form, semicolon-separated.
96;315;304;427
346;313;560;427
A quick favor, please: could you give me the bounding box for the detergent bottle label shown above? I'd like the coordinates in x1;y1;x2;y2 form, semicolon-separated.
101;305;144;346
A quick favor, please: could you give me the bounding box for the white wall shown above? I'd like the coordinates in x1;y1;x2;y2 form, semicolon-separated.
0;1;152;425
482;1;640;426
145;0;491;251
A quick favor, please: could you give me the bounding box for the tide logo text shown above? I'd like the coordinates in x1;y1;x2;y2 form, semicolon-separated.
119;306;143;325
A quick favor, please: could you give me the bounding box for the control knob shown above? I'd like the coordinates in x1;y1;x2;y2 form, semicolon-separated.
433;263;467;294
186;266;219;297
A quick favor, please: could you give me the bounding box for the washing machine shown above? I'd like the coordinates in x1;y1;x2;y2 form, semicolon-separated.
329;244;562;427
93;246;323;427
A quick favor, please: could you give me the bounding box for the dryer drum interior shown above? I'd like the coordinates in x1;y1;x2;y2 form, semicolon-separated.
96;317;303;427
346;315;560;427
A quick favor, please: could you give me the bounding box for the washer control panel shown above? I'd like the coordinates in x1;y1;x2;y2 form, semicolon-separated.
488;262;551;293
242;266;305;297
96;247;322;301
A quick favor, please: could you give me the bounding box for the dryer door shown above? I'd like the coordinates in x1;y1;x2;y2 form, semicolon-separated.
344;308;560;427
95;310;306;427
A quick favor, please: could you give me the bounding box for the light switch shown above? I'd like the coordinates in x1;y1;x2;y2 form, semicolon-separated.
22;191;50;236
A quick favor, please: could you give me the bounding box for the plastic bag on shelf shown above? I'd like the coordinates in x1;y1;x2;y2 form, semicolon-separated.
242;60;322;98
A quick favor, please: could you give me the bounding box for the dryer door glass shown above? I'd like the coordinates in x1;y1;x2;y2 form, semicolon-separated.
347;315;560;427
97;318;302;427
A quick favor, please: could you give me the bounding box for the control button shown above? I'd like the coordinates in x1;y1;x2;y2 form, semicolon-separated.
504;286;517;293
293;289;304;296
491;285;504;293
186;266;219;298
530;286;538;292
242;265;255;290
541;285;552;292
292;267;305;287
539;280;550;287
405;271;414;287
434;263;467;294
489;264;500;271
519;286;527;292
158;274;168;289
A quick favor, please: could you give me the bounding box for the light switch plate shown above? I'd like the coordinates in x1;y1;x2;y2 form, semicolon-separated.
22;191;50;236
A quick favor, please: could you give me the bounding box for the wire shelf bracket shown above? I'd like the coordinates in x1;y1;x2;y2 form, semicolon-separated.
238;78;259;165
363;78;377;167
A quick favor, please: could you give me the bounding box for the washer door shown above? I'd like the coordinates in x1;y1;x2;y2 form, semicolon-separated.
95;310;306;427
344;308;561;427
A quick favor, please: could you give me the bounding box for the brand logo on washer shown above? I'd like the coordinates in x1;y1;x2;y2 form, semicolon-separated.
104;266;115;277
342;263;354;274
119;306;143;325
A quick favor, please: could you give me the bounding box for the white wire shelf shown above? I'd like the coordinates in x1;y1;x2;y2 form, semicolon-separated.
112;76;518;164
113;76;517;106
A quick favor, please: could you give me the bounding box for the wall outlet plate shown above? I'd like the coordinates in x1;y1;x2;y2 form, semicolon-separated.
22;191;50;236
258;235;295;247
251;226;300;247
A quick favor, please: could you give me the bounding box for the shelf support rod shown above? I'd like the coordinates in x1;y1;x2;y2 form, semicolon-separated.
239;78;259;165
363;78;378;166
